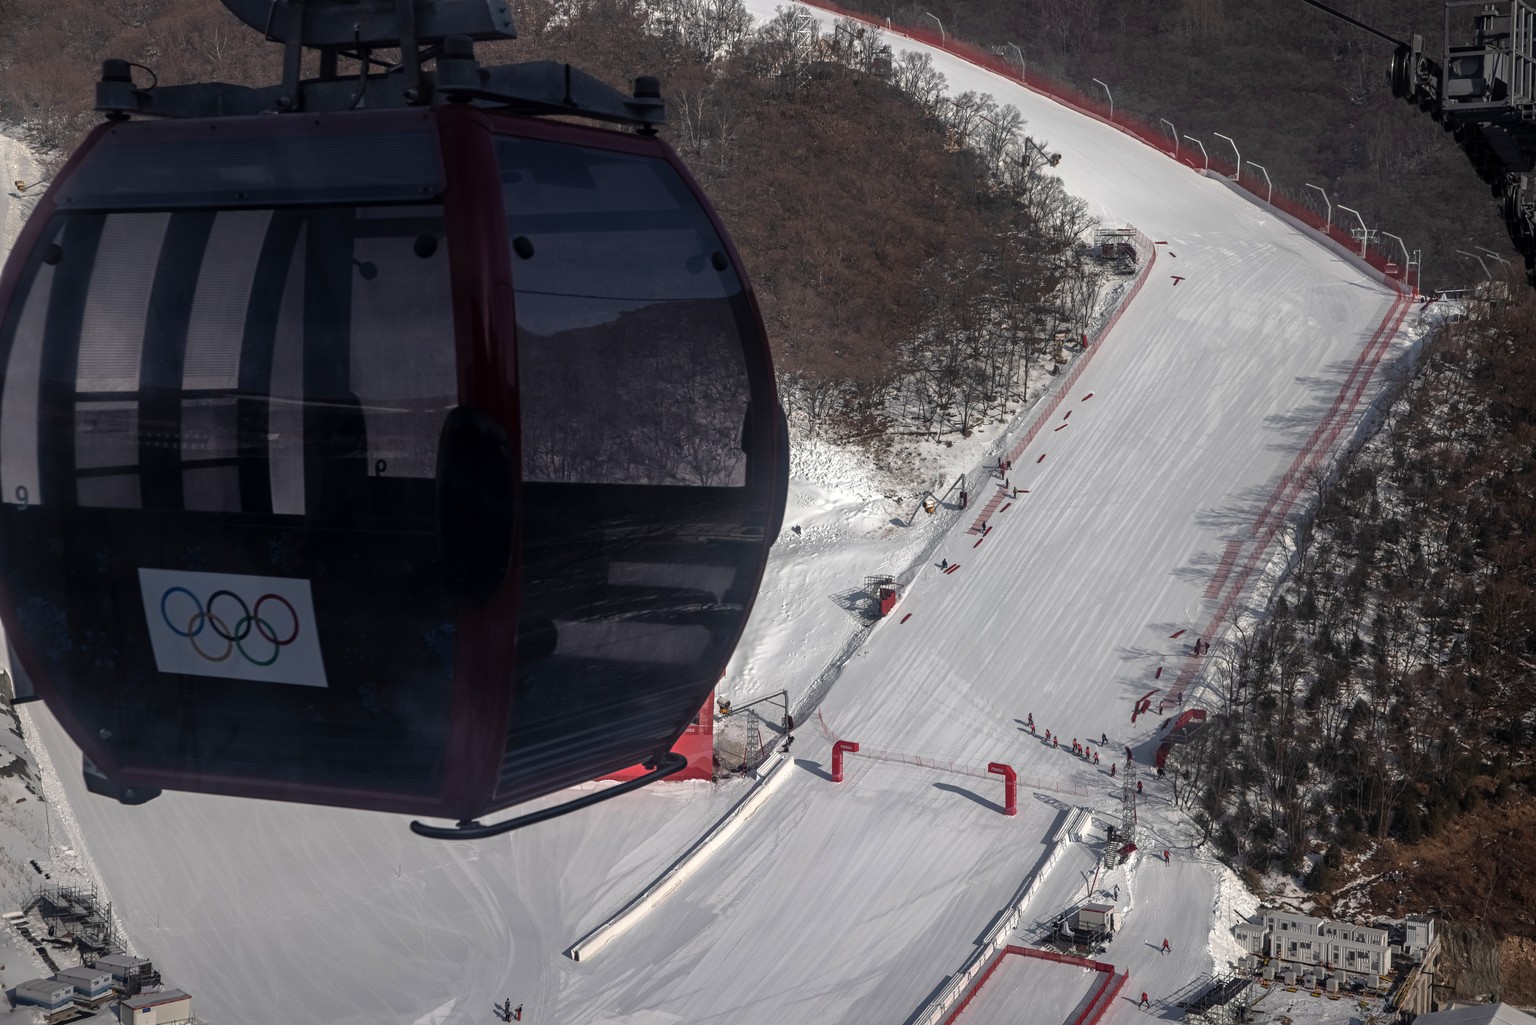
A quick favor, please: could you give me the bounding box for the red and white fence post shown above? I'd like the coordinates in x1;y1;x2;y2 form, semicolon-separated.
988;762;1017;816
832;740;859;783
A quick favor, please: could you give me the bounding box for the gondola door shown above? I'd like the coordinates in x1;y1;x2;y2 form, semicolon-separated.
487;117;788;810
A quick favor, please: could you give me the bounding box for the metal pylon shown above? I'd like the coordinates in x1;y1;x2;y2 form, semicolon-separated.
1118;760;1140;853
741;709;762;771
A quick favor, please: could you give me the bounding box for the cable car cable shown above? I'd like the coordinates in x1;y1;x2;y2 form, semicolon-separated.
1296;0;1408;49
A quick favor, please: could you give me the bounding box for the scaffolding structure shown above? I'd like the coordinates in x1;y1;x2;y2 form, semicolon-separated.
26;881;122;956
1179;974;1254;1025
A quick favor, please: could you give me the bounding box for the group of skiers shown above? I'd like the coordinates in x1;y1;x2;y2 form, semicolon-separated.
996;457;1027;498
1023;716;1157;779
1028;714;1108;766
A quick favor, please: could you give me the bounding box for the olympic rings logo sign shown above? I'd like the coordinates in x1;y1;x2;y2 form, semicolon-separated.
139;568;329;687
160;588;301;667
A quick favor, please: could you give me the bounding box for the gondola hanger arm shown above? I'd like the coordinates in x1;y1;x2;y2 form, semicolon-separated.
409;753;689;840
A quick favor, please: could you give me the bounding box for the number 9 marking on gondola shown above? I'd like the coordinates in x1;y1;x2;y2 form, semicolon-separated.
13;485;26;508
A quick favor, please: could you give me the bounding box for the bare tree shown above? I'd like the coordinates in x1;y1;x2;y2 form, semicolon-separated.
891;50;946;109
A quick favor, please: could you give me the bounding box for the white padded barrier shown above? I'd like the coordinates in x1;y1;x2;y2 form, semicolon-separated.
565;751;795;962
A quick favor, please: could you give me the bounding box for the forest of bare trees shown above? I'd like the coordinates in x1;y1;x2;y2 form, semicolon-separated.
1163;291;1536;915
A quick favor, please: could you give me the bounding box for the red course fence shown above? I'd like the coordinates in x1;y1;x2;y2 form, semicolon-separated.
1003;225;1157;472
967;225;1157;537
1166;283;1411;706
797;0;1418;293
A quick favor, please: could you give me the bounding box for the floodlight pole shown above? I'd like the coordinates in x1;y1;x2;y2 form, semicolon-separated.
1247;161;1272;204
1214;132;1241;181
1183;135;1208;171
1477;246;1510;296
1476;245;1510;269
1159;118;1177;155
1455;249;1492;281
922;10;944;41
1337;205;1368;257
1305;183;1332;233
1006;42;1024;81
1092;78;1113;120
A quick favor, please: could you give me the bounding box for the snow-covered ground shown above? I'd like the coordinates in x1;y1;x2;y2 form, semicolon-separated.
960;952;1103;1025
0;131;45;261
0;9;1433;1022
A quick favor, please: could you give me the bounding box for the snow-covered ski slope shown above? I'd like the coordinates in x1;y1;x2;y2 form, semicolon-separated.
18;7;1419;1025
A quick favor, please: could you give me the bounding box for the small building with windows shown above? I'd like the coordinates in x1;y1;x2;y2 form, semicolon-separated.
1074;902;1120;937
55;963;117;1005
13;976;76;1014
1405;914;1438;960
116;987;193;1025
1232;909;1392;977
1234;916;1268;953
93;953;160;995
94;954;150;982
